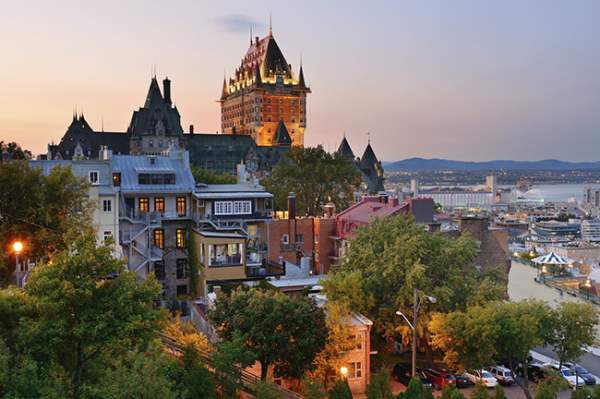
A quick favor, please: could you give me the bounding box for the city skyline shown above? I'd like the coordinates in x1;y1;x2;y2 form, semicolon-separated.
1;0;600;161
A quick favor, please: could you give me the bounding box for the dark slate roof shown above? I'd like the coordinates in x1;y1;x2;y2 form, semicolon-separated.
49;115;129;160
186;133;289;175
274;120;292;147
360;143;379;171
128;78;183;137
298;66;306;89
337;136;355;159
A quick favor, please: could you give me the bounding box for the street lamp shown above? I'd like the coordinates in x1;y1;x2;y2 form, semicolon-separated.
396;288;437;378
340;366;348;379
12;241;23;286
583;279;592;300
541;265;547;283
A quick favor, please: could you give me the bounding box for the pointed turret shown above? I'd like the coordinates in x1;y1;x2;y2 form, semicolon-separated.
254;64;262;85
221;77;228;100
144;77;163;108
360;143;379;171
298;64;306;89
337;136;355;159
274;120;292;147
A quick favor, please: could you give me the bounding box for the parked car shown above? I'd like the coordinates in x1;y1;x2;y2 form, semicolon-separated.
545;364;585;390
487;366;515;386
563;363;597;386
424;368;456;390
516;363;546;381
465;370;498;388
392;364;433;389
452;372;474;389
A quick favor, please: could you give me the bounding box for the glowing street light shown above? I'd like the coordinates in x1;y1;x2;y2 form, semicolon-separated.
12;241;23;254
340;366;348;378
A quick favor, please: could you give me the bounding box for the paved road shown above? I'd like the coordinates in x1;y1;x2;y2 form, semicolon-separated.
534;346;600;378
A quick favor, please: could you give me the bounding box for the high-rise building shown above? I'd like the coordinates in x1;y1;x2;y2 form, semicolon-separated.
220;25;310;147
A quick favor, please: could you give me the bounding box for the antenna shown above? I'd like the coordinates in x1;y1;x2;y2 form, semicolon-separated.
367;132;371;144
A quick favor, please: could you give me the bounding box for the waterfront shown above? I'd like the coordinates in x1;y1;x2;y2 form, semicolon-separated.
522;183;600;203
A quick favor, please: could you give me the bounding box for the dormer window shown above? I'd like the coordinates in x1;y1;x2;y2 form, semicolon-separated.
89;171;99;185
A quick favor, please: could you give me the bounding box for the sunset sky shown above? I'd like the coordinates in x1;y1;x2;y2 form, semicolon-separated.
1;0;599;161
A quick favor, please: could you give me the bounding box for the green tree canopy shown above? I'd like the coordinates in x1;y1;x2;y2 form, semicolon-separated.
324;215;500;342
0;234;165;398
209;287;327;381
191;166;237;184
0;141;31;162
0;161;90;283
263;145;361;216
328;379;353;399
366;369;395;399
547;302;599;368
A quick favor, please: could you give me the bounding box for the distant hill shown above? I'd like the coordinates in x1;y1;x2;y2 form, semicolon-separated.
382;158;600;171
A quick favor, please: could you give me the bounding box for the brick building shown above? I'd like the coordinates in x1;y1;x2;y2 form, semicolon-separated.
220;25;310;147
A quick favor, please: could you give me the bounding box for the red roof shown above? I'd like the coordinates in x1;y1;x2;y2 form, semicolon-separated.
336;196;409;239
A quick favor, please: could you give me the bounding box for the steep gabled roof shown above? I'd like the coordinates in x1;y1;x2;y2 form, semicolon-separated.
274;120;292;147
337;136;355;159
298;65;306;88
144;78;163;108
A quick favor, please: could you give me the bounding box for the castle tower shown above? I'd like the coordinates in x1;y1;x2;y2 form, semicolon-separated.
220;25;310;147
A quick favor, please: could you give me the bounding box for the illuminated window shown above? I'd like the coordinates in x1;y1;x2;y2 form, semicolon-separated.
139;197;149;214
176;228;186;249
112;172;121;186
176;197;186;216
154;197;165;213
347;362;362;379
153;229;164;249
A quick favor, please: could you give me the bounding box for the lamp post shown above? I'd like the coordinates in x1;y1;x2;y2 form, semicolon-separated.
541;265;547;284
340;366;348;380
583;279;592;300
396;288;437;378
12;241;23;286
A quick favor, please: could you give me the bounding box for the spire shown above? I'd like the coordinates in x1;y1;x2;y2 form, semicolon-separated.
298;61;306;89
221;76;228;100
268;13;273;37
250;24;253;45
145;77;163;108
337;135;355;159
274;120;292;147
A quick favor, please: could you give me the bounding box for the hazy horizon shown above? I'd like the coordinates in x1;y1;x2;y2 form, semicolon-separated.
1;0;599;162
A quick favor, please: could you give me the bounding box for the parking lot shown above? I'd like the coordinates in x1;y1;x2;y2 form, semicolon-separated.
388;377;576;399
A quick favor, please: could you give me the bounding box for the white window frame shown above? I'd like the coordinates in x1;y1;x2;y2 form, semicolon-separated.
347;362;362;379
281;234;289;244
102;199;112;212
214;200;252;215
103;231;112;242
89;170;99;185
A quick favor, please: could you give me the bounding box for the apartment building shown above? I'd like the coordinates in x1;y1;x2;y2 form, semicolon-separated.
110;147;195;297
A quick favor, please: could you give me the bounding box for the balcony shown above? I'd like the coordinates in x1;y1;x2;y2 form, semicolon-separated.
209;254;242;267
246;261;285;278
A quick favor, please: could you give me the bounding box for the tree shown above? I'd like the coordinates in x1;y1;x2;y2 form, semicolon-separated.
310;301;358;388
571;388;593;399
324;214;494;354
15;234;164;398
255;382;284;399
0;141;31;163
534;371;568;399
401;378;434;399
440;385;466;399
471;383;490;399
263;146;361;216
209;288;327;381
547;302;599;368
164;313;211;354
366;369;394;399
212;334;256;398
302;379;327;399
328;379;352;399
430;300;555;399
492;385;507;399
0;161;90;282
191;166;237;184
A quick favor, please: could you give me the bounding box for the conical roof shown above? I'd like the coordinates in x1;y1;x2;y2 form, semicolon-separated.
274;120;292;147
337;136;355;159
221;78;228;100
144;78;163;108
298;65;306;88
360;143;379;171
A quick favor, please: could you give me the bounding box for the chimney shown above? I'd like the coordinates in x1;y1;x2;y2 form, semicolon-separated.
287;193;296;220
323;202;336;218
163;77;171;105
189;124;194;135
